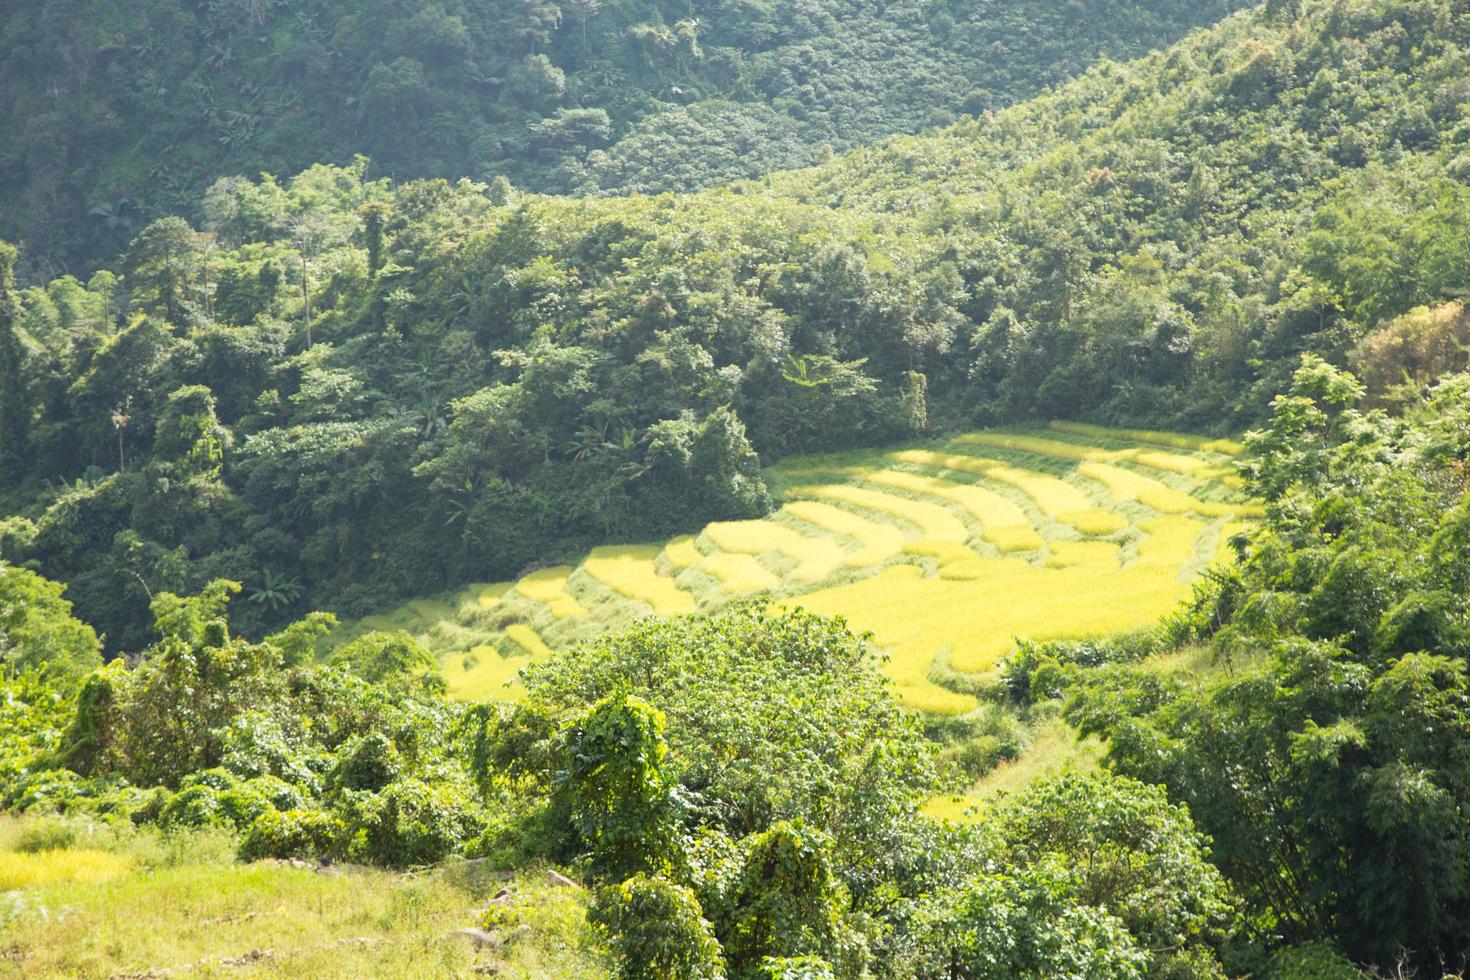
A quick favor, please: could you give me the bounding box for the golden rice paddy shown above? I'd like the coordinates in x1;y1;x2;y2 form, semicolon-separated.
701;519;847;582
698;552;782;593
513;566;589;619
792;483;971;542
783;500;907;568
336;425;1258;719
1048;420;1244;456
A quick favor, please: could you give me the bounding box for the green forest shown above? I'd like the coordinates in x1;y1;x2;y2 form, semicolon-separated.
6;0;1470;976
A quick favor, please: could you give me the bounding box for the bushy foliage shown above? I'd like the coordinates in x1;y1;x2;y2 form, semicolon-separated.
590;873;725;980
506;603;939;900
1068;359;1470;971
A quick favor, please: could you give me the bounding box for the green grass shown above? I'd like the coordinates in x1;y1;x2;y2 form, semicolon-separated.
0;816;609;979
924;718;1106;822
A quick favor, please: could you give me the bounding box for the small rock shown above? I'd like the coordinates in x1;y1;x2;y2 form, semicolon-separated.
545;870;576;888
451;928;502;950
492;887;511;901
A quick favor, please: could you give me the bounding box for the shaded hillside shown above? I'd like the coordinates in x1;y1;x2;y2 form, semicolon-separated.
0;0;1249;277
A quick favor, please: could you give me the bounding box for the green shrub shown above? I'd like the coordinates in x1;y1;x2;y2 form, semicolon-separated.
330;733;401;793
590;873;725;980
240;808;340;861
336;779;481;867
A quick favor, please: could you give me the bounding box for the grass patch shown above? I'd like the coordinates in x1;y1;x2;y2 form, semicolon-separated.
582;545;698;615
0;815;608;978
0;848;134;890
925;718;1106;822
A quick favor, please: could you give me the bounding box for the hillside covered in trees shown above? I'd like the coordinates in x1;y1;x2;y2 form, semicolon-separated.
10;0;1470;974
3;0;1469;653
0;0;1248;277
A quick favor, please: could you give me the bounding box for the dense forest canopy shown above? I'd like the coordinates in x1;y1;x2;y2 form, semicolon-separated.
0;0;1249;278
3;0;1469;654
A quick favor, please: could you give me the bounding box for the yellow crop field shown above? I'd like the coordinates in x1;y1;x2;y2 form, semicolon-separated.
468;582;512;609
583;544;698;615
329;425;1258;721
1136;516;1208;567
955;430;1215;477
702;519;846;582
870;471;1043;552
954;431;1104;461
662;535;702;570
0;849;134;890
794;483;971;542
505;623;554;658
793;536;1198;711
1077;461;1259;518
513;566;588;619
889;449;1000;477
783;500;907;567
974;463;1126;536
445;644;535;702
699;552;782;592
1048;420;1245;456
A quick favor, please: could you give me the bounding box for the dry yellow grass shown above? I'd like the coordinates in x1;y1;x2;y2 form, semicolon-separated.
783;500;907;568
1049;420;1244;456
870;470;1043;552
702;519;846;582
699;552;782;593
583;545;698;615
0;849;134;890
514;567;588;619
793;483;971;542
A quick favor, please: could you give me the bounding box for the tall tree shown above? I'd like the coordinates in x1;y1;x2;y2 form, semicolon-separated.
0;241;28;482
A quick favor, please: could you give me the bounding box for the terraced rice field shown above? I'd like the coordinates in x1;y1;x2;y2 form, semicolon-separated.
333;424;1255;715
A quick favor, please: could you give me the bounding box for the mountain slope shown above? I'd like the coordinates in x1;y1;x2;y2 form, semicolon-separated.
4;0;1470;651
0;0;1250;277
